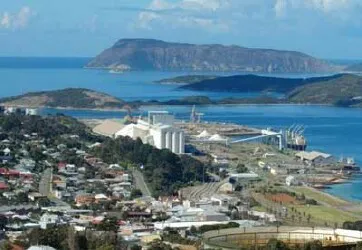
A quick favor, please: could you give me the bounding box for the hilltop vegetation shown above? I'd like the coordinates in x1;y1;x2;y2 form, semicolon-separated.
2;74;362;110
0;88;126;109
180;74;342;93
288;74;362;107
87;38;333;73
92;136;206;197
178;74;362;107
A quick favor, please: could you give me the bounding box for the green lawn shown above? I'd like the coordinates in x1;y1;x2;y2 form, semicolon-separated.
290;186;349;207
252;206;267;212
292;205;359;224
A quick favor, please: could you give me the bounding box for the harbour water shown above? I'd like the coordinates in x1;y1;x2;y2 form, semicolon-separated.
2;57;362;202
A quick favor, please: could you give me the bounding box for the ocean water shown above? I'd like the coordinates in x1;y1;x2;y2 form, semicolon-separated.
2;57;362;202
0;57;330;101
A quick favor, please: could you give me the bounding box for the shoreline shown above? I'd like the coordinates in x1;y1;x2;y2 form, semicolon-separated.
48;106;360;205
4;102;360;203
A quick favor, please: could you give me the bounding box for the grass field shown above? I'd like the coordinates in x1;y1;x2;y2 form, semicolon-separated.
289;186;349;207
252;206;267;212
292;204;359;224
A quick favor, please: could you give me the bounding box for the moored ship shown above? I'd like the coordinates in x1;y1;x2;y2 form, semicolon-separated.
286;125;307;151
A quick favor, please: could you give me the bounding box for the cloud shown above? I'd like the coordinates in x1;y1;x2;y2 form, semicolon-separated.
14;6;34;28
274;0;287;18
0;6;36;30
0;12;10;29
136;0;230;31
306;0;351;12
181;0;230;11
273;0;360;15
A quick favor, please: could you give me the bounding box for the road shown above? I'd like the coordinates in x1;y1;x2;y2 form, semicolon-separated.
132;169;152;197
39;168;52;196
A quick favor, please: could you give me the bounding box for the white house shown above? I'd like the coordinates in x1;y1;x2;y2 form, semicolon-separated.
285;175;299;186
39;213;61;229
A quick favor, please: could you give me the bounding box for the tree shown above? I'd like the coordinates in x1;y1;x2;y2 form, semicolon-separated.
355;241;362;250
190;226;197;235
95;244;114;250
266;239;289;250
0;215;7;230
304;240;322;250
130;189;143;199
343;221;355;230
236;163;248;173
307;214;311;224
148;240;173;250
95;217;118;232
131;245;142;250
0;241;12;250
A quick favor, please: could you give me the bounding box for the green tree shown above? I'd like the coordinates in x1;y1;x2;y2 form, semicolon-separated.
190;226;197;235
130;189;143;199
236;163;248;173
0;215;7;230
95;217;118;232
355;241;362;250
95;244;114;250
266;239;289;250
0;241;12;250
131;245;142;250
148;240;173;250
304;240;322;250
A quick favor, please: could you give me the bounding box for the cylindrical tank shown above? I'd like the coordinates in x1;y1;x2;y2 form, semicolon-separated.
172;132;180;154
166;131;172;150
161;131;166;149
179;132;185;154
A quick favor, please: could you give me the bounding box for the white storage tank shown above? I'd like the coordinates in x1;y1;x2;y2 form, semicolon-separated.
179;132;185;154
172;132;180;154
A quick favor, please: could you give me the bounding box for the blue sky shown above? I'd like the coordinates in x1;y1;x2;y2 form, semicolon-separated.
1;0;362;59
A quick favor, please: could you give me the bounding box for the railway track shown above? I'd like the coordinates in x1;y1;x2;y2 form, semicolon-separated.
181;178;230;201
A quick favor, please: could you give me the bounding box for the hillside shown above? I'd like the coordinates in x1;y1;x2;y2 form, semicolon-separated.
288;74;362;107
0;88;126;109
86;38;333;73
180;74;342;93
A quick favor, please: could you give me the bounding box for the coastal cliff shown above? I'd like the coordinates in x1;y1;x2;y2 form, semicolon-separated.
86;39;333;73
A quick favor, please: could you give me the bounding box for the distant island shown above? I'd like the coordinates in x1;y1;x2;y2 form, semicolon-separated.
288;74;362;107
179;74;362;107
155;75;218;85
180;74;343;93
0;88;127;110
86;38;334;73
2;73;362;110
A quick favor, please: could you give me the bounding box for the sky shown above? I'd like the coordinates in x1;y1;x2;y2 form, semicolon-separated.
0;0;362;59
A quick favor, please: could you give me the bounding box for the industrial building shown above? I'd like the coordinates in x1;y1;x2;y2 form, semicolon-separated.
115;111;185;154
295;151;334;165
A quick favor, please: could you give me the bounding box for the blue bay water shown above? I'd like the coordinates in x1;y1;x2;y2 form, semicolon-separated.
1;57;362;202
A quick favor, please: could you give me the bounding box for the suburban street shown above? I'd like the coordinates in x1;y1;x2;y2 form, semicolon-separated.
39;168;52;196
132;169;151;197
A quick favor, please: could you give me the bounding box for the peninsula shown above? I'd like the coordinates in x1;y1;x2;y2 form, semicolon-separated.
86;38;333;73
0;88;127;110
155;75;218;85
179;74;362;107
